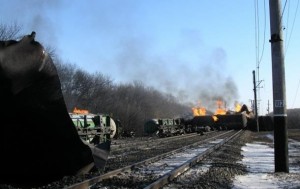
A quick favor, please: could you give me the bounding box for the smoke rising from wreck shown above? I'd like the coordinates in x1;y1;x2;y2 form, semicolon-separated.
1;0;62;45
114;34;239;109
1;1;239;109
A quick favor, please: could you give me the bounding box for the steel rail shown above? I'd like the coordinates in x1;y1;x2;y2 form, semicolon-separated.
65;130;236;189
111;132;202;151
110;132;210;156
143;129;243;189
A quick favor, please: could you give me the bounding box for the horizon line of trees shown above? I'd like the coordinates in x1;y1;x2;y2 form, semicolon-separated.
0;23;191;136
54;60;192;135
2;23;298;135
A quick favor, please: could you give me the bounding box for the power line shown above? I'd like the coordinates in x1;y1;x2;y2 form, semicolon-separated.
292;79;300;108
253;0;267;115
253;0;267;68
285;0;299;55
258;0;266;66
254;0;259;68
282;0;300;109
284;0;290;51
281;0;288;19
254;0;259;114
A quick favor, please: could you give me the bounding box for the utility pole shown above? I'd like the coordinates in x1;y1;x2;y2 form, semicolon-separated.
269;0;289;172
252;70;259;132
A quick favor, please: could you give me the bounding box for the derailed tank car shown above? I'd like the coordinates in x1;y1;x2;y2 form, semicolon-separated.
144;119;160;135
186;109;250;132
70;113;117;142
157;118;185;137
247;115;274;131
144;118;184;137
258;116;274;131
69;113;117;168
189;116;214;133
214;113;248;130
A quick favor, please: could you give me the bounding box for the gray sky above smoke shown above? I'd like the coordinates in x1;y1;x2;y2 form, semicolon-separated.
1;0;300;113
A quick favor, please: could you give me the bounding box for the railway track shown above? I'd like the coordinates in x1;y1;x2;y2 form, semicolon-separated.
65;130;243;189
107;131;220;171
111;132;206;153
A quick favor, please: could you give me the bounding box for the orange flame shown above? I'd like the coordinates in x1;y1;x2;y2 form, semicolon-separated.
192;101;206;116
73;107;89;114
192;107;206;116
235;102;242;112
214;100;226;115
212;115;218;122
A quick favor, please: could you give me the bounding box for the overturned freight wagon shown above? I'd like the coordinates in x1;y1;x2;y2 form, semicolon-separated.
190;116;215;132
214;114;248;130
70;113;117;142
144;118;184;137
247;115;274;131
144;119;160;135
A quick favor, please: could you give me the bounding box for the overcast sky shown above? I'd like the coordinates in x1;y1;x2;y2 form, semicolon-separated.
1;0;299;114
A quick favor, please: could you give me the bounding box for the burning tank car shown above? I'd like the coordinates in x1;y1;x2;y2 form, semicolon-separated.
191;114;247;130
144;106;254;137
144;115;246;138
144;118;185;137
0;32;113;188
144;118;211;137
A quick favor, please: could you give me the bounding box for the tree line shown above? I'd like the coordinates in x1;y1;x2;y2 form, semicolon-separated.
1;23;299;135
54;60;191;136
0;23;191;136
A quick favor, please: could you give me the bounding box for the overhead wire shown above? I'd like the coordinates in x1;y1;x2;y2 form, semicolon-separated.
253;0;267;72
284;0;290;51
254;0;267;115
254;0;259;69
287;0;300;108
278;0;288;33
279;0;300;108
253;0;299;112
285;0;299;55
281;0;288;20
258;0;266;66
292;79;300;108
254;0;259;114
281;0;300;108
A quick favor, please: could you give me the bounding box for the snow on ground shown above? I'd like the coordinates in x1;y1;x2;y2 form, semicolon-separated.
233;135;300;189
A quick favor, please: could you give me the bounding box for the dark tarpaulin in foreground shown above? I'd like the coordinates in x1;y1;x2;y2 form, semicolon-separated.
0;32;105;187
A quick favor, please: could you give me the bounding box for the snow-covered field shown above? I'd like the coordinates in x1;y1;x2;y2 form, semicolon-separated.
233;135;300;189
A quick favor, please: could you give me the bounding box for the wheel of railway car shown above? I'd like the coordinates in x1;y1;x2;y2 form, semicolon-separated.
204;126;211;132
216;126;222;131
180;129;185;135
109;117;117;138
81;132;95;143
156;129;163;137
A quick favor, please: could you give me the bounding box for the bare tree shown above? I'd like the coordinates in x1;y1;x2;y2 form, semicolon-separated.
109;81;191;135
55;63;191;136
0;22;22;40
89;72;114;113
54;60;78;111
